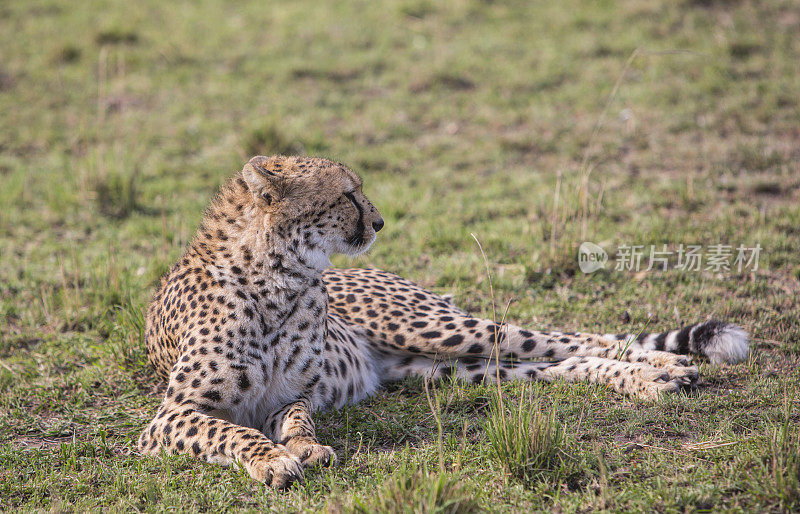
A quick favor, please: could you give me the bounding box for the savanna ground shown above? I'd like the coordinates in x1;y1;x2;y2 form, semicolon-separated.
1;0;799;511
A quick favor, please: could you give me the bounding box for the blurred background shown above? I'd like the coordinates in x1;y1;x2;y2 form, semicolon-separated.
3;0;798;333
1;0;799;510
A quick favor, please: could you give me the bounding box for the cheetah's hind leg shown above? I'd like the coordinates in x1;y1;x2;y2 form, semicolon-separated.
380;354;694;400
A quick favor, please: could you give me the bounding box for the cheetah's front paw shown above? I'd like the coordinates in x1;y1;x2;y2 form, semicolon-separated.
284;437;336;468
245;453;303;488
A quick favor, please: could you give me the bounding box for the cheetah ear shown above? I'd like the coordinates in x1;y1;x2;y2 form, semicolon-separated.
242;156;289;206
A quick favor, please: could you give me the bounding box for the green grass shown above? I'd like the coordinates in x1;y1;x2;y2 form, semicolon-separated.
340;461;482;514
1;0;799;511
484;385;573;487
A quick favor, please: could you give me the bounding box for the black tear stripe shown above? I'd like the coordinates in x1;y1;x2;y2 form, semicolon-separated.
344;192;365;246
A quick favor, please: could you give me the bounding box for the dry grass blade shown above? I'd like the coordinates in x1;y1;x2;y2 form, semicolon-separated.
423;369;446;474
682;440;740;451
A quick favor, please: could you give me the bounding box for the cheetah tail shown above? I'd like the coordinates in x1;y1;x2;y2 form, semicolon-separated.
605;320;749;365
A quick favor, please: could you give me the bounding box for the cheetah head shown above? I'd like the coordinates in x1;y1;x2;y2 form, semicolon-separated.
242;155;383;268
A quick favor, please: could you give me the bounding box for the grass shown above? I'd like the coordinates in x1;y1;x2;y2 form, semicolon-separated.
1;0;799;511
484;385;572;487
749;392;800;510
341;462;482;514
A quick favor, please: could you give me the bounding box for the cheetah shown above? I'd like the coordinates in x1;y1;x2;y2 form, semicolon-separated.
139;155;750;487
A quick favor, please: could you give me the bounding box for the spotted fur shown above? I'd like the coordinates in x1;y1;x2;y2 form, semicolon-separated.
139;155;749;486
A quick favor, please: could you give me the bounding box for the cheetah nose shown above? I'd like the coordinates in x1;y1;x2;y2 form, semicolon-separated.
372;218;384;232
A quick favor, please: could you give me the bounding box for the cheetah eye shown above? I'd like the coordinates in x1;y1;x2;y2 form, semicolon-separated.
261;192;273;205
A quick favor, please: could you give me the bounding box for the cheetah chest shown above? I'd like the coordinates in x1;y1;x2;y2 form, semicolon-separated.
222;286;328;428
